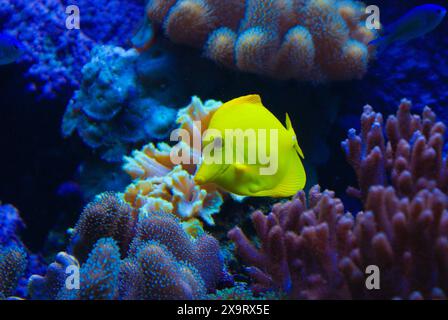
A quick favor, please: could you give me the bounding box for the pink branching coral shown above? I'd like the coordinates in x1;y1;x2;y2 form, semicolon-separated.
28;252;79;300
123;97;224;232
229;100;448;299
145;0;377;81
342;99;448;201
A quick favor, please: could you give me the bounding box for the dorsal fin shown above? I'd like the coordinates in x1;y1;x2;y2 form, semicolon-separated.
285;113;304;159
219;94;262;112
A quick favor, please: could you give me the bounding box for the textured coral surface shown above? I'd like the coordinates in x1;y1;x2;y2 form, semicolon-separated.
146;0;376;81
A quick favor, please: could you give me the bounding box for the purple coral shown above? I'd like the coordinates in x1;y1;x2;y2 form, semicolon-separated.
0;203;25;247
229;100;448;299
76;238;121;300
29;199;224;300
129;212;224;293
62;45;178;162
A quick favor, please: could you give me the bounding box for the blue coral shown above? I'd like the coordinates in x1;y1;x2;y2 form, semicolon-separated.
145;0;376;81
28;252;79;300
130;212;224;293
76;238;121;300
121;241;206;299
0;0;94;99
30;239;121;300
68;192;135;262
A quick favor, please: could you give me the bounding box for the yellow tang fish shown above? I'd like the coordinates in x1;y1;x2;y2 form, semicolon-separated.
194;94;306;197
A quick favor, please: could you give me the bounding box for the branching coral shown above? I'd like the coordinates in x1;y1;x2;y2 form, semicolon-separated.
69;192;135;262
0;0;94;98
229;100;448;299
145;0;377;81
123;96;224;230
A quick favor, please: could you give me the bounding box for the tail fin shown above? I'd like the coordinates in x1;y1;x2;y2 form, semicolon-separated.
285;113;304;159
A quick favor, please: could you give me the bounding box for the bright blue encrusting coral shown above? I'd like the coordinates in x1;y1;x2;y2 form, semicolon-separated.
63;0;145;45
0;0;94;98
62;45;179;162
145;0;376;81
